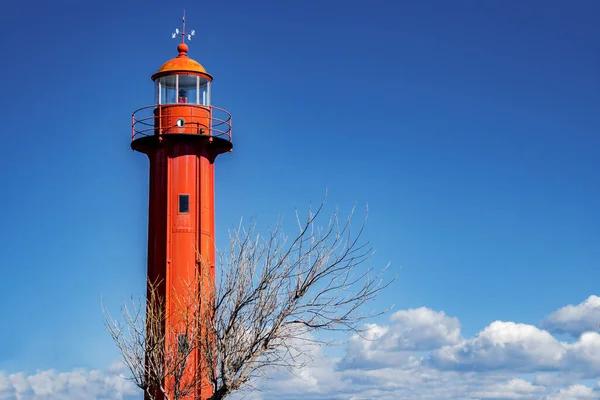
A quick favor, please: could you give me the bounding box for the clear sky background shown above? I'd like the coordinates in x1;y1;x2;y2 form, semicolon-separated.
0;0;599;399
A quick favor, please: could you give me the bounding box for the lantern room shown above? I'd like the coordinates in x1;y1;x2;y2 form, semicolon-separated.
131;42;232;152
154;74;211;105
151;43;212;106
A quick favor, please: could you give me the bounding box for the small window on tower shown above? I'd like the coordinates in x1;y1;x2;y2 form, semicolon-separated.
179;194;190;213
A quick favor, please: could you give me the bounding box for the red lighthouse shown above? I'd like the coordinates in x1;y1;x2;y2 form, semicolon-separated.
131;16;232;400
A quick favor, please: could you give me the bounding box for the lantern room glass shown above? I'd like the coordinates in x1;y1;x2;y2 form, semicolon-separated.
155;75;211;105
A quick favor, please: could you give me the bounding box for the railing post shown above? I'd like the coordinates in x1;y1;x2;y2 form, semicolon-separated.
209;106;213;137
158;106;162;136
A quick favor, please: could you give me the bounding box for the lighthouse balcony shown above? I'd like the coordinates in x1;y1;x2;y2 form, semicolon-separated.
132;104;232;143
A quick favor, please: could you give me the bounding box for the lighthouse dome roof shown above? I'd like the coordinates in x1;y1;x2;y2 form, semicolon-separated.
152;44;212;81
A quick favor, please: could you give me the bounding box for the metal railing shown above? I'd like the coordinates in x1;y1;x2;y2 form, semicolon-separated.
132;104;232;142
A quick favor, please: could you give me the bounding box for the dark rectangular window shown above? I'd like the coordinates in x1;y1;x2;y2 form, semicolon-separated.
179;194;190;213
178;333;189;354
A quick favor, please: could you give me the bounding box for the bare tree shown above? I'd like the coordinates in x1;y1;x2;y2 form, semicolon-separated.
104;202;394;400
104;276;210;400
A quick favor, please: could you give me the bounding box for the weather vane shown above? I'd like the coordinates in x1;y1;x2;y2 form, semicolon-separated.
172;10;195;43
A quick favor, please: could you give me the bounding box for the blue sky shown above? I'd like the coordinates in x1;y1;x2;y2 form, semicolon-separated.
0;0;599;398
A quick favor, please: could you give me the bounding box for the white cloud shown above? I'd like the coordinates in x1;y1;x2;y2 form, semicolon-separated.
339;307;461;370
338;323;417;370
563;332;600;376
389;307;462;350
543;384;597;400
542;295;600;337
274;301;600;398
106;360;127;375
533;372;582;388
429;321;566;372
471;378;545;399
0;368;138;400
235;359;551;400
426;319;600;375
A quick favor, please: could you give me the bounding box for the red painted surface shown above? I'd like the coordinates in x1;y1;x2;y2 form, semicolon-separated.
131;43;232;400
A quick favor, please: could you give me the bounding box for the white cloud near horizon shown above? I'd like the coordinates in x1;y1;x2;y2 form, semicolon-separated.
543;384;597;400
5;296;600;399
339;307;461;370
0;368;138;400
428;321;566;372
542;295;600;337
470;378;545;399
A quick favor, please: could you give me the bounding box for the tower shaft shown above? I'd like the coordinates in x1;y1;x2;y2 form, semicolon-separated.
143;139;216;400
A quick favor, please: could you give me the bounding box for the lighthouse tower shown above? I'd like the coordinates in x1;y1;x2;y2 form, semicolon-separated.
131;16;232;400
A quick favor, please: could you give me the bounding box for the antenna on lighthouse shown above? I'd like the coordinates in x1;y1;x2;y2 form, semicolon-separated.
172;10;195;42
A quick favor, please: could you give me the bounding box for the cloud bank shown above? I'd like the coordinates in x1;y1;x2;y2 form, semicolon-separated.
4;296;600;399
0;366;138;400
